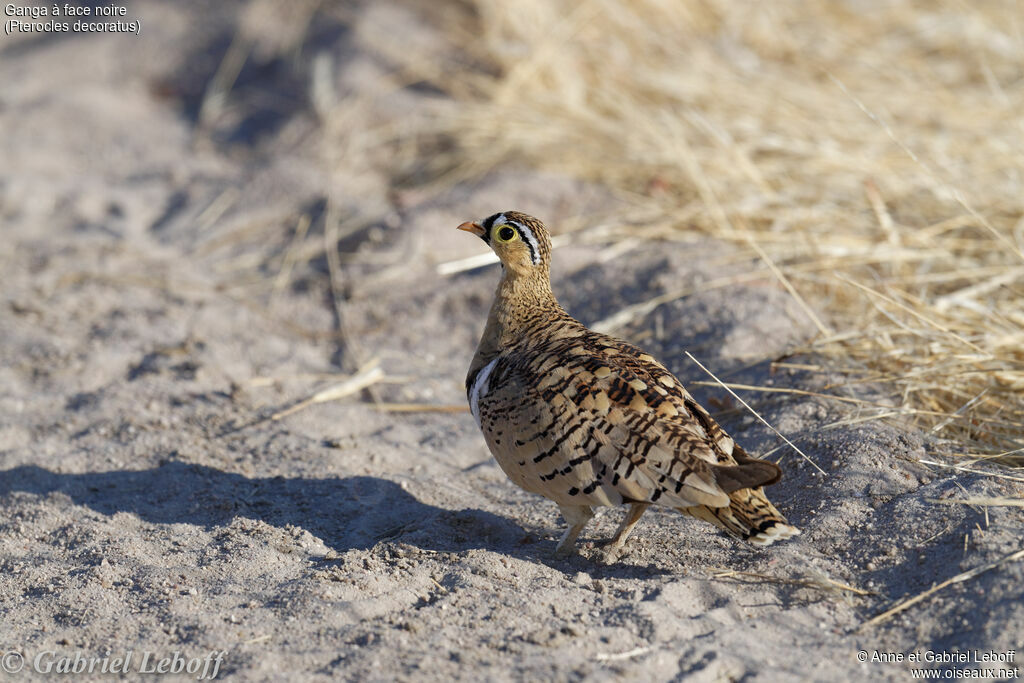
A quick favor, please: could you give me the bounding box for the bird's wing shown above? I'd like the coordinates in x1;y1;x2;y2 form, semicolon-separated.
475;333;780;509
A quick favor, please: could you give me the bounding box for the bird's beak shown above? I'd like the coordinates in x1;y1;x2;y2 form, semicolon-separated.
457;221;485;237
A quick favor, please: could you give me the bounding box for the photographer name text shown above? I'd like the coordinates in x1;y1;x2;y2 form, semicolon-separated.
29;649;225;679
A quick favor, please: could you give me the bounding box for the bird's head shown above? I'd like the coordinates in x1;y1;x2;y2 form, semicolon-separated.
458;211;551;277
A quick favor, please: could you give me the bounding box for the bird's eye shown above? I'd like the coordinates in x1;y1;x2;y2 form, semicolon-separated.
495;226;517;242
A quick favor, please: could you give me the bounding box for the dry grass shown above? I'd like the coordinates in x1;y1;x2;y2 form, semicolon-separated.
351;0;1024;462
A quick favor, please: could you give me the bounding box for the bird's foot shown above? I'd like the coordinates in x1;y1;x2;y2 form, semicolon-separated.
600;538;630;565
554;505;594;559
553;543;575;559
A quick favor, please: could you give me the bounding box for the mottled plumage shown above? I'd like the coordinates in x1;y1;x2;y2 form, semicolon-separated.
459;211;799;560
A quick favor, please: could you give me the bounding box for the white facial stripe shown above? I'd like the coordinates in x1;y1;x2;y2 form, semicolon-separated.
509;221;541;265
469;357;499;427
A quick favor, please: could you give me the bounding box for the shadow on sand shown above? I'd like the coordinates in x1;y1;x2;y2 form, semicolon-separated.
1;461;676;578
0;461;503;551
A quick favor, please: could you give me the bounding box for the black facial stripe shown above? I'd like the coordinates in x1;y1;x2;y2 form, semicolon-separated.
512;222;540;265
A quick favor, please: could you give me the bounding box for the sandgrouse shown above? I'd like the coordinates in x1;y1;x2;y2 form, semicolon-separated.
460;211;800;560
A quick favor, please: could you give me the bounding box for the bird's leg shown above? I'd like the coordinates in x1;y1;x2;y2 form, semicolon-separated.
603;502;650;563
554;504;594;557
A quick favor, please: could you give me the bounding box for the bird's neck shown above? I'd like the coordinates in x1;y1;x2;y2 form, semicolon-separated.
471;269;571;365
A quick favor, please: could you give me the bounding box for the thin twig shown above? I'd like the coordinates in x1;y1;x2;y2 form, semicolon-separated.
374;403;469;413
684;352;826;475
437;251;499;275
271;213;312;304
323;202;356;372
711;568;874;596
747;236;830;336
590;270;769;334
928;497;1024;508
595;647;652;662
270;362;385;421
198;32;251;128
917;459;1024;484
858;547;1024;631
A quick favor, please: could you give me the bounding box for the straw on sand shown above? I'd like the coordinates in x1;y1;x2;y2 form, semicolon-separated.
355;0;1023;462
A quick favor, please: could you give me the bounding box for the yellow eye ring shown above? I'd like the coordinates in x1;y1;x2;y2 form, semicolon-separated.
494;225;518;242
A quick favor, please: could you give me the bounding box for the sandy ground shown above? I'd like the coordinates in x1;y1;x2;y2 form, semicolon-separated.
2;2;1022;681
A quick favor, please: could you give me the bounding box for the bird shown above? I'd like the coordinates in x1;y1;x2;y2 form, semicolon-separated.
459;210;800;561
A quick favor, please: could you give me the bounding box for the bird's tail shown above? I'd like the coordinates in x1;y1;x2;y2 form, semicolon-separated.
679;486;800;546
